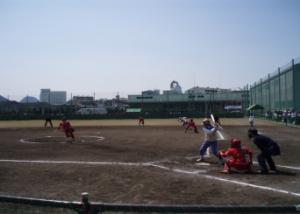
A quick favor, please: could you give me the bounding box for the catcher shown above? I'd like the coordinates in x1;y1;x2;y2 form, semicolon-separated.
218;138;253;173
58;118;75;141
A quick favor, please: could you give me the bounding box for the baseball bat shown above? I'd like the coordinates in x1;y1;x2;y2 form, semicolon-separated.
210;114;225;140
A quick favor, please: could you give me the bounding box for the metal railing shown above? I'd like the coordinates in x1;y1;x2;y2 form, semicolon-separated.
0;193;300;214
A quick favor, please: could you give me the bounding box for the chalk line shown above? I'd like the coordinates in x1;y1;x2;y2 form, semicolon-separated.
186;156;300;171
253;161;300;171
0;159;299;198
20;135;105;144
0;159;145;166
0;159;207;174
147;163;300;198
203;175;300;197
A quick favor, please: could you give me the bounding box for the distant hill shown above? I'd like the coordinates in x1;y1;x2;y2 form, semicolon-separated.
20;96;39;103
0;95;8;102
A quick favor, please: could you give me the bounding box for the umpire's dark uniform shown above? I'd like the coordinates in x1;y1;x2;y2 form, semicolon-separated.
248;129;280;174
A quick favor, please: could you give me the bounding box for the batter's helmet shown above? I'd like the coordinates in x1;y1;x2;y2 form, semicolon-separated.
202;118;210;123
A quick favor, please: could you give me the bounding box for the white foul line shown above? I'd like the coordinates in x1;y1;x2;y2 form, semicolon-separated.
185;156;300;171
253;161;300;171
203;175;300;197
147;163;300;198
0;159;145;166
0;160;207;174
0;159;299;198
276;164;300;171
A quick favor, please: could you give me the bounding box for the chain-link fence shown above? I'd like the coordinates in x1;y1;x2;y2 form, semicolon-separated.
250;58;300;111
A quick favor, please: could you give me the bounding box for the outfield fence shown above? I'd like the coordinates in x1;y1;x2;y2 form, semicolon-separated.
0;193;300;214
0;112;244;121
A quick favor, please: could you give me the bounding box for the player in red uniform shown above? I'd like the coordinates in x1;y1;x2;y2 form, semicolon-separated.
185;119;198;133
218;138;252;173
178;117;188;128
58;118;75;141
138;117;144;126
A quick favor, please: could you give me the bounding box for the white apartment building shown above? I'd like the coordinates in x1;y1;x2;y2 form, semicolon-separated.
40;89;67;105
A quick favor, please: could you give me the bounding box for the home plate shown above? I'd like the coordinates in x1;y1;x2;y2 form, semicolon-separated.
195;162;210;166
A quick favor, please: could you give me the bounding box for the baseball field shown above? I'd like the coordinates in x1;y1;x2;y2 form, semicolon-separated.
0;118;299;205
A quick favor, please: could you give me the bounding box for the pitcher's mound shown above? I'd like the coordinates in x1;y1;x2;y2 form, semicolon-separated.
20;136;105;144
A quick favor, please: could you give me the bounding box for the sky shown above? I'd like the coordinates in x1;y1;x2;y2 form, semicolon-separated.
0;0;300;101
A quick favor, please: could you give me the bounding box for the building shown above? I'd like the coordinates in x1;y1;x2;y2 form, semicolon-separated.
103;94;128;111
128;81;247;117
40;89;51;103
40;89;67;105
76;105;107;115
72;96;94;106
249;58;300;111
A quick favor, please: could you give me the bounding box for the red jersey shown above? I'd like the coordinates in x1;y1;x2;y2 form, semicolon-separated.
187;121;196;127
139;117;144;124
59;121;73;132
222;146;252;165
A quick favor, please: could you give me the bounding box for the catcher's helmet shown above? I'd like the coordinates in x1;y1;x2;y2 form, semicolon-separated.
230;138;241;148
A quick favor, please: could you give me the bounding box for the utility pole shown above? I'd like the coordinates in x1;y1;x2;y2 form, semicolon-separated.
93;92;96;114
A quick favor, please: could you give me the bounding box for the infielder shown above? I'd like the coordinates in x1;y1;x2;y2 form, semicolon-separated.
185;119;198;133
248;111;254;127
58;118;75;141
138;117;145;126
44;116;53;128
178;117;188;128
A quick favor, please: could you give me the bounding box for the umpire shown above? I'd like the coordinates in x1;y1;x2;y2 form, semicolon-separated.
248;128;281;174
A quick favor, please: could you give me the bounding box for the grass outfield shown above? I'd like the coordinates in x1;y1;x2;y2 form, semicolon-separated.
0;118;289;128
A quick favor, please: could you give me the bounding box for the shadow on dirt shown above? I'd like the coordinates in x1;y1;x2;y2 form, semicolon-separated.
243;170;297;176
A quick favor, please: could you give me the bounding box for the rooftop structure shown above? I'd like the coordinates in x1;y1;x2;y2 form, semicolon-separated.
128;81;246;116
72;96;94;106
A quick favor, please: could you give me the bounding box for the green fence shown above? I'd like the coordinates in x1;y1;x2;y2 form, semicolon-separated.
0;112;244;121
0;193;300;214
250;58;300;111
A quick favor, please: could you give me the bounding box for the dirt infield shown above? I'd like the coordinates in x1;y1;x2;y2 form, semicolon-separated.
0;119;299;205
